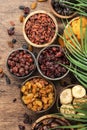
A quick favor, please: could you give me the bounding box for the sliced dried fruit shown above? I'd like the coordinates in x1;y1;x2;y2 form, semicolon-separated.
60;88;73;104
60;104;75;117
72;85;86;98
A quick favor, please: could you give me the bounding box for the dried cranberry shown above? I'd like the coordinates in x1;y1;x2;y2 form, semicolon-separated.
18;125;25;130
24;7;30;14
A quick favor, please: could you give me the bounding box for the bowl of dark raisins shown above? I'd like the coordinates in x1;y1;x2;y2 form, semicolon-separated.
49;0;76;19
7;48;36;79
23;10;58;48
37;45;70;80
31;114;74;130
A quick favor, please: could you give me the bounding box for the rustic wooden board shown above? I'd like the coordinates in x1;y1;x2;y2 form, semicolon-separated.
0;0;76;130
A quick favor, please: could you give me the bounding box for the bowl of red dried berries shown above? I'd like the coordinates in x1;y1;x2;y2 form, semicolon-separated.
7;48;36;79
37;45;70;80
21;76;56;113
23;10;58;48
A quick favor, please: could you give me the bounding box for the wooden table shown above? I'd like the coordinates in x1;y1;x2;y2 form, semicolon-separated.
0;0;76;130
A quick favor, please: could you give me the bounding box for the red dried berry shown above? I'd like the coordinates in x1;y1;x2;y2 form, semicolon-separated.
24;7;30;14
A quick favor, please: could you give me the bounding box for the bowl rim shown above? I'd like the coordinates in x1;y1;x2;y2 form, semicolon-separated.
36;44;70;81
23;10;58;48
49;0;76;19
20;75;57;113
31;114;74;130
6;48;36;79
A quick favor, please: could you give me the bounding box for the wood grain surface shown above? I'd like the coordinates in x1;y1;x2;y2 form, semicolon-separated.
0;0;75;130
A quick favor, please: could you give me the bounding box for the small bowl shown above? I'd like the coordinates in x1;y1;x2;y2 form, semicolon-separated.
37;44;70;81
23;10;58;48
32;114;74;130
56;84;86;117
7;48;36;79
21;76;56;114
49;0;76;19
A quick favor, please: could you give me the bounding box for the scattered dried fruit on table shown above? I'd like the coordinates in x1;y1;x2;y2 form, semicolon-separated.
12;39;17;44
22;44;28;49
30;2;37;9
28;45;33;52
23;113;32;124
21;77;55;112
13;98;17;103
19;15;24;23
19;5;25;10
24;7;30;14
18;125;25;130
0;68;3;73
10;21;15;26
7;27;15;36
7;41;14;48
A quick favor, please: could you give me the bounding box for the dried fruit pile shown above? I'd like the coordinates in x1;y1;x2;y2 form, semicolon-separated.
25;13;56;45
21;77;55;111
38;45;69;79
51;0;74;16
59;85;87;117
7;50;35;77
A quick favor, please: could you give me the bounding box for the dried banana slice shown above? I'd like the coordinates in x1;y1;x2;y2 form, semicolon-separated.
72;85;86;98
60;104;75;117
73;96;87;108
60;89;73;104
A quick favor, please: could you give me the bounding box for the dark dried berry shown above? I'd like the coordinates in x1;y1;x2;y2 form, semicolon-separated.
23;113;33;124
4;74;11;84
18;125;25;130
22;44;28;49
7;29;15;36
19;5;25;10
24;7;30;14
12;39;17;44
7;27;15;36
13;98;17;103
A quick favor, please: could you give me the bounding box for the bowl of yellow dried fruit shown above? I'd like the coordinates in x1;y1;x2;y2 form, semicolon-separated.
21;76;56;113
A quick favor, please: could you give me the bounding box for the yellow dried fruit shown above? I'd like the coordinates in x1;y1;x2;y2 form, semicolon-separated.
31;2;37;9
21;85;26;93
19;15;24;23
0;68;3;74
21;77;55;111
28;45;33;52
